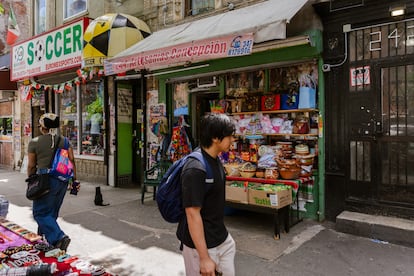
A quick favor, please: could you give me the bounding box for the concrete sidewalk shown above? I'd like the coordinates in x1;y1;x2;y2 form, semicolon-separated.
1;168;414;276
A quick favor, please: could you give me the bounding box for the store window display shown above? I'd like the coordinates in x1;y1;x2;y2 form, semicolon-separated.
59;81;104;156
60;86;78;151
0;118;12;140
82;82;104;156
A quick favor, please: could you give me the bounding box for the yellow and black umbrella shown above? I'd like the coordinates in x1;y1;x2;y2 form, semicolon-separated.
83;13;151;67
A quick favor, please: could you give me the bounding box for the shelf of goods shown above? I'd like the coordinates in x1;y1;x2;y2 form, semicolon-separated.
229;108;319;139
231;108;318;115
0;219;113;275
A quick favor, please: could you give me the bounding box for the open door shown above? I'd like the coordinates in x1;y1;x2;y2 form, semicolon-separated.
114;79;145;186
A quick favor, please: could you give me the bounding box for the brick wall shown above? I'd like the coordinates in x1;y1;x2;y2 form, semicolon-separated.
75;158;106;184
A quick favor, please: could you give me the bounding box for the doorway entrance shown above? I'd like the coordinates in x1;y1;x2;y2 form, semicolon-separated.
190;90;220;147
115;79;145;186
347;62;414;214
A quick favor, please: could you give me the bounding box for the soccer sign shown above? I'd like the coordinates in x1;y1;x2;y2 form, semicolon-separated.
11;18;90;81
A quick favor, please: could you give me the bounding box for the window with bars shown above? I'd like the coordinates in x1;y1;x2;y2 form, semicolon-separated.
349;20;414;62
350;140;371;182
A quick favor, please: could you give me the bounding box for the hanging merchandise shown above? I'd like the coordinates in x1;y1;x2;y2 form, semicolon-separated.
281;81;299;110
298;74;317;109
167;117;192;162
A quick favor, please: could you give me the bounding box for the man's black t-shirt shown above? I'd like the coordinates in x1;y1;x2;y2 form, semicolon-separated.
176;149;228;249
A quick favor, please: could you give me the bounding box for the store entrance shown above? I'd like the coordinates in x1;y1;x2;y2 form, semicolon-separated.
347;61;414;214
190;90;220;147
115;79;145;186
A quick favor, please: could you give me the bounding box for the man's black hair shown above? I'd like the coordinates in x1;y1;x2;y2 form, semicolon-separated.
199;113;235;148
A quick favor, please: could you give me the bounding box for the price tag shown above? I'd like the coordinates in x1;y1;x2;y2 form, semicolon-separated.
269;194;278;206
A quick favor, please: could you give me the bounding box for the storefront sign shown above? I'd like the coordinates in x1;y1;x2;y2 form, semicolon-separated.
104;33;254;75
11;18;89;81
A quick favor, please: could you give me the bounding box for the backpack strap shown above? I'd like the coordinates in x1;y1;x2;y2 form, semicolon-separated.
49;136;61;168
63;137;70;150
188;149;213;183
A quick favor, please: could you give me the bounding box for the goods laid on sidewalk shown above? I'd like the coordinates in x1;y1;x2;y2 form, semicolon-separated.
0;218;112;276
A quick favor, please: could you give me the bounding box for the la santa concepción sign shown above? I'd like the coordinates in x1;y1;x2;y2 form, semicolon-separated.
11;18;89;81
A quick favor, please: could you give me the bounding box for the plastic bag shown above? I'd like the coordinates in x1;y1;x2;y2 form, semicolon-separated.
50;138;74;181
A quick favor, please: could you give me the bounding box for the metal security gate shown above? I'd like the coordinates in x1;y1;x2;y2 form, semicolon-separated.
377;64;414;205
346;19;414;213
348;63;414;209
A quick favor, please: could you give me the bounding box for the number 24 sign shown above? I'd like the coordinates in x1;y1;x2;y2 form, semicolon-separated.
370;24;414;51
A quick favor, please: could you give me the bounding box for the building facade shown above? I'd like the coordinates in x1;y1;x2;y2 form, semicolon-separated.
315;0;414;219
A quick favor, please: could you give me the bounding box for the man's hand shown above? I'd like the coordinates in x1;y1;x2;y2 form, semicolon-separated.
199;256;217;276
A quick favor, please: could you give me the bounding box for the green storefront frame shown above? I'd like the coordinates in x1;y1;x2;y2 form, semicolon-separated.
153;30;325;221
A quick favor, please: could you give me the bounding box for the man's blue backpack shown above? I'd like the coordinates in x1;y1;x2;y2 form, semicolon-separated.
156;149;213;223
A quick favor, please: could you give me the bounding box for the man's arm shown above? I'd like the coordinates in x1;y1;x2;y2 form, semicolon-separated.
68;147;77;179
27;152;37;176
185;206;216;276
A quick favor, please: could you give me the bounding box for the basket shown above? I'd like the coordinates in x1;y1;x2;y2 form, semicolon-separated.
240;170;256;178
224;164;240;176
279;168;301;180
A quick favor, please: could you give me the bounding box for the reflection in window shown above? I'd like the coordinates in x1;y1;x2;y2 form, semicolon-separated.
64;0;87;19
59;81;104;156
0;118;12;140
82;82;104;156
60;86;78;152
382;65;414;136
35;0;46;34
190;0;214;15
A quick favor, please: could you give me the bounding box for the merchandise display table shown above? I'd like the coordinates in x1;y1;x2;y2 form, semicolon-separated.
0;219;112;275
225;176;314;202
225;176;315;239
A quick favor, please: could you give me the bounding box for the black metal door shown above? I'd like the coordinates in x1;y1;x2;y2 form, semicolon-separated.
375;63;414;206
347;62;414;208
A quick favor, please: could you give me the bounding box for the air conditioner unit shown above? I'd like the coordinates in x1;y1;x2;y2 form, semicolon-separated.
197;76;216;88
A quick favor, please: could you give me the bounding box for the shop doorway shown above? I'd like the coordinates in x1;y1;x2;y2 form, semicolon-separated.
347;62;414;212
190;90;220;147
115;79;145;186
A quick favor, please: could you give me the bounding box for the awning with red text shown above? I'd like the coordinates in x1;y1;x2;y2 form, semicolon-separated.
104;0;308;75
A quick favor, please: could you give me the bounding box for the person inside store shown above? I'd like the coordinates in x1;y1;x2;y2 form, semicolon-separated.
177;113;236;276
27;113;77;252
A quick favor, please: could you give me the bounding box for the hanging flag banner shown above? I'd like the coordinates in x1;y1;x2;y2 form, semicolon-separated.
0;4;4;15
6;4;21;45
11;18;90;81
104;33;254;75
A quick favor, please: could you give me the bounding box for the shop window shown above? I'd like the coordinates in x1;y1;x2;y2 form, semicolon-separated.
59;81;104;156
64;0;87;20
187;0;215;16
0;117;12;141
34;0;46;35
82;82;104;156
60;86;78;152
